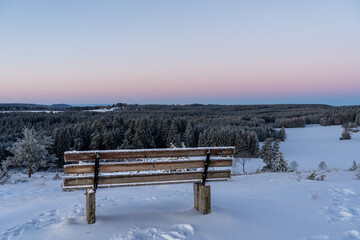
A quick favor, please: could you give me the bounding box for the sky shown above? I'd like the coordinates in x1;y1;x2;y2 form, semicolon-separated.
0;0;359;106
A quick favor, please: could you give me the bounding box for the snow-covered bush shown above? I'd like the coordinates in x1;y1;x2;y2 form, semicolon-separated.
53;172;61;180
318;161;328;171
5;127;57;178
356;166;360;180
260;138;288;172
306;171;325;181
0;163;10;184
288;161;299;172
340;131;351;140
310;192;318;200
349;161;357;171
340;122;359;140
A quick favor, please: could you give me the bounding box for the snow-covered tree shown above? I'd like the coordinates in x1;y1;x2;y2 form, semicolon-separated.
271;151;288;172
260;138;288;172
89;131;103;150
166;121;181;148
120;121;136;149
356;166;360;180
318;161;328;171
289;161;299;172
260;138;276;170
340;122;359;140
349;161;357;171
5;127;57;178
53;127;72;166
132;119;155;149
197;130;208;147
0;163;10;184
184;122;195;147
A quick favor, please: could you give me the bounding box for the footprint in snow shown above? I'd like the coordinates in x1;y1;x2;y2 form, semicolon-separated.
0;209;61;240
145;196;158;201
127;196;139;203
71;204;84;217
326;188;360;224
167;189;186;198
110;223;194;240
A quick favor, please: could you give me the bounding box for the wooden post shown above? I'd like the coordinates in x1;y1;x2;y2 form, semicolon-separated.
198;184;211;214
86;189;96;224
193;183;200;210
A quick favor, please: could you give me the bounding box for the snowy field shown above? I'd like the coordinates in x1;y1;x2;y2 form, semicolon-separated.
1;124;360;240
243;125;360;173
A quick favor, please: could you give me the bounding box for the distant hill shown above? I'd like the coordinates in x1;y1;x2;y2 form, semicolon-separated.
49;104;72;109
0;103;72;111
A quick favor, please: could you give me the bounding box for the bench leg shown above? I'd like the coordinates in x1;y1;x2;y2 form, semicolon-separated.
194;183;211;214
199;184;211;214
193;183;200;210
86;189;96;224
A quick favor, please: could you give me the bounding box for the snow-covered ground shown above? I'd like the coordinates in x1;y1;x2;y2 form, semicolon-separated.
1;171;359;240
243;124;360;173
1;124;360;240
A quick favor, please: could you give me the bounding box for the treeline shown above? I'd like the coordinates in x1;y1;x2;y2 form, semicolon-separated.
1;103;360;168
49;115;286;166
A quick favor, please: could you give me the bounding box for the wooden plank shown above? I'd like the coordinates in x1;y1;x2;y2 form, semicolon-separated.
64;159;233;174
62;178;230;191
63;170;231;187
64;147;235;162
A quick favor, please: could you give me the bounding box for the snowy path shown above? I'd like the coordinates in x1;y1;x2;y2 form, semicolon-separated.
1;171;359;240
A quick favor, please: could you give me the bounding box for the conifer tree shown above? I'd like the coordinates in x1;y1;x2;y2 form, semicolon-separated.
318;161;328;171
356;166;360;180
53;127;72;167
197;130;208;147
272;151;288;172
184;122;195;147
120;120;136;149
349;161;357;171
89;131;103;150
166;121;181;147
260;138;287;172
132;119;155;149
112;117;125;148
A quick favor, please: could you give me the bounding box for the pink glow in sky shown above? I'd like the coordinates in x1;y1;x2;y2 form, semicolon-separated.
0;0;360;105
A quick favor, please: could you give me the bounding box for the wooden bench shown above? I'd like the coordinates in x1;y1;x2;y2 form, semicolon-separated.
62;147;235;224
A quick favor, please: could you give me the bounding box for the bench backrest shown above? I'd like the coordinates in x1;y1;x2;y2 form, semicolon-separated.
62;147;235;191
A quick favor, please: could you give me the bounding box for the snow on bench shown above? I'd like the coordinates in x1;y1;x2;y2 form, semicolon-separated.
62;147;235;224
